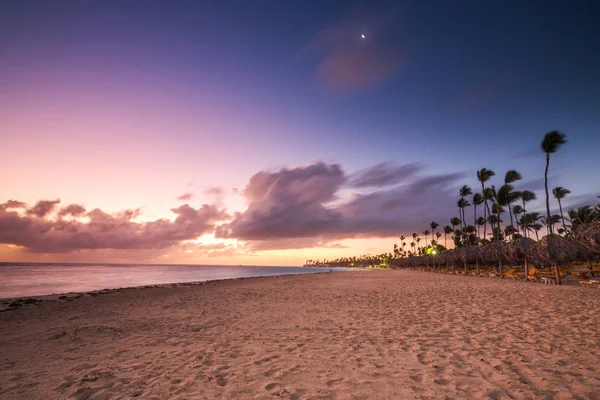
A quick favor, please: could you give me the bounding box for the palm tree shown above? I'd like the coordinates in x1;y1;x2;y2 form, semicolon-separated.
504;170;522;184
449;216;462;247
472;193;484;241
541;131;567;234
568;206;597;230
497;183;521;238
443;225;453;248
477;168;495;240
521;212;544;240
520;190;537;238
512;204;524;235
459;185;472;231
429;221;439;242
422;229;430;247
552;187;571;233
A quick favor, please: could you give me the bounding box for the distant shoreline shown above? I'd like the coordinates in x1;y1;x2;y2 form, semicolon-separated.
0;269;337;309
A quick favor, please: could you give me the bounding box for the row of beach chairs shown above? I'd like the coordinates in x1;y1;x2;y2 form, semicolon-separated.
432;264;600;288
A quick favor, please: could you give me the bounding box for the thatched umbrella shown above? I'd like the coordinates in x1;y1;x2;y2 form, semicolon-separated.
466;245;484;275
570;221;600;255
442;249;457;273
529;234;591;284
505;237;535;276
481;240;508;276
454;247;468;273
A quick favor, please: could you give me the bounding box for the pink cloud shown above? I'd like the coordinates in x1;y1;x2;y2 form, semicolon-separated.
0;200;229;253
177;192;193;201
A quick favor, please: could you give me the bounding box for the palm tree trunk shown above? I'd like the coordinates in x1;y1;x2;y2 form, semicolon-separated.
558;198;566;233
444;233;447;249
522;199;527;238
544;153;552;235
508;203;514;237
474;205;478;242
481;183;488;240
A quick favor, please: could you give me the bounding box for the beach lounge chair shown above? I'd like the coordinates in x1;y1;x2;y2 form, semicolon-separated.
513;267;538;282
579;280;600;289
503;268;517;278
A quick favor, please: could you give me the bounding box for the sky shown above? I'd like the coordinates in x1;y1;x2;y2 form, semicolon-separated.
1;0;599;265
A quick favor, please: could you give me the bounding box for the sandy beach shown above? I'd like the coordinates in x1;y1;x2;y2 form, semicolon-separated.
1;270;599;400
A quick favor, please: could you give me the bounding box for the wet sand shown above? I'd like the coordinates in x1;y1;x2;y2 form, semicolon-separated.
1;270;599;399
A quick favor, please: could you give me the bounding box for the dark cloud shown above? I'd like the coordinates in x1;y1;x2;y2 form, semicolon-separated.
217;162;346;240
0;200;27;210
246;238;348;251
337;173;465;236
26;199;61;218
0;202;228;253
217;161;464;244
308;8;403;92
177;192;193;201
58;204;87;217
348;162;422;188
515;175;560;192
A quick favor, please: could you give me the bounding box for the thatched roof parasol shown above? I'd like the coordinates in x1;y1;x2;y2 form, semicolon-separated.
441;249;456;264
570;221;600;255
454;247;467;262
529;233;591;266
505;237;535;263
465;245;483;264
480;240;507;263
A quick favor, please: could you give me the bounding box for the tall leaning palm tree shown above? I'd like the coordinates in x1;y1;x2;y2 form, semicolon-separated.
472;193;484;241
477;168;495;240
541;131;567;235
552;186;571;233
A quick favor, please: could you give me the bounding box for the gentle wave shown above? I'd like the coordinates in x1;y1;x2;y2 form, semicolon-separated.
0;263;353;298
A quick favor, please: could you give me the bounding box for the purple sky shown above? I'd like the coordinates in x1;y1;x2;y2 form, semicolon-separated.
1;0;599;265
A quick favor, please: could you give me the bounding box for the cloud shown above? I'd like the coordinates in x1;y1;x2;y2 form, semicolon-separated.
245;238;349;251
0;201;229;253
205;187;223;197
26;199;61;218
2;161;468;254
58;204;87;217
177;192;193;201
217;161;464;245
515;175;560;192
217;162;346;240
0;200;27;210
348;162;422;188
309;8;403;92
337;173;466;236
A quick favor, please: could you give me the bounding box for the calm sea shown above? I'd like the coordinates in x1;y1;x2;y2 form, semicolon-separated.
0;263;349;299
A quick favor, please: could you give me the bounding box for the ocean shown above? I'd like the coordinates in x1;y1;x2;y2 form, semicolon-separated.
0;263;350;299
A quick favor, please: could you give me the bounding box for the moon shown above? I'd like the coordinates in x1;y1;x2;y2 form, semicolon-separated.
361;34;366;39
